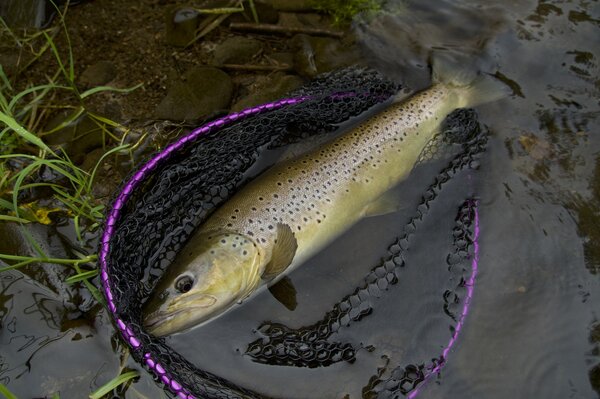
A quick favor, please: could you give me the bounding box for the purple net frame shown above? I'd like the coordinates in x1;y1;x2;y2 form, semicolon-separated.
408;199;480;398
99;97;308;399
99;96;481;399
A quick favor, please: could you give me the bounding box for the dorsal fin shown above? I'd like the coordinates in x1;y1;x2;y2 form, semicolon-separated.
262;223;298;281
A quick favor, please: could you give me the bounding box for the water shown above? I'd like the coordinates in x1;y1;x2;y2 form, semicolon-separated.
1;0;599;398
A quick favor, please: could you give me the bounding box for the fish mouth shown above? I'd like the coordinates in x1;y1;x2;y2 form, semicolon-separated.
143;294;218;334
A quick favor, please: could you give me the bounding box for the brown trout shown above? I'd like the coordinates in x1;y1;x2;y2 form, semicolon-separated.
143;61;506;336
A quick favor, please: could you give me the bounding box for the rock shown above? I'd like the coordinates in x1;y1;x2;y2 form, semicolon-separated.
213;36;263;65
291;34;362;78
0;222;79;300
261;0;313;12
43;111;105;164
79;61;116;87
269;52;295;68
227;0;279;24
165;7;199;47
232;73;304;111
155;66;233;121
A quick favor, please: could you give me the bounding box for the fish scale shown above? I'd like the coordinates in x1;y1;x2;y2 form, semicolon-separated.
201;85;454;272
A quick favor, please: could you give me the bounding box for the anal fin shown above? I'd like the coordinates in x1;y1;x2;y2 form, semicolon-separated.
268;276;298;311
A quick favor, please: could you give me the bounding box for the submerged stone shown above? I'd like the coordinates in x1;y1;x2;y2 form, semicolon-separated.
43;111;105;163
155;66;233;121
232;72;303;111
79;60;117;87
213;36;264;65
291;34;362;77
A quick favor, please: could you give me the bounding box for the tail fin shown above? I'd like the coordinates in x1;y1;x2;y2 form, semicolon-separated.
432;53;510;107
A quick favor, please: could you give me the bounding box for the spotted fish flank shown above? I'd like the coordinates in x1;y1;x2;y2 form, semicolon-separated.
143;61;506;336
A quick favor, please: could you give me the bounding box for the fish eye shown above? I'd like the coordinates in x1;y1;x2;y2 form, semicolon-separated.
175;275;194;293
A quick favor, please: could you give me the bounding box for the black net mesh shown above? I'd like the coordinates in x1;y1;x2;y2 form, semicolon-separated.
244;110;486;370
102;67;401;399
360;199;480;398
102;66;485;398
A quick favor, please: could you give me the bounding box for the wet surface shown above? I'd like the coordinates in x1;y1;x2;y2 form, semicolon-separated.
1;0;600;398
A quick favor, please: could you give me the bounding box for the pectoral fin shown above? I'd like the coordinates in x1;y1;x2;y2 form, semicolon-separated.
262;223;298;280
268;276;298;311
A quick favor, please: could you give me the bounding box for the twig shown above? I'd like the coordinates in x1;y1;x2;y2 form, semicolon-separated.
229;22;344;38
187;13;231;47
219;63;293;72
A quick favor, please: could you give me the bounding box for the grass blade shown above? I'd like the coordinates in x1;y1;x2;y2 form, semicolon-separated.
0;65;13;92
0;111;54;154
0;383;18;399
80;83;143;99
8;83;71;114
89;371;139;399
0;258;36;272
87;143;130;192
0;215;31;223
19;225;47;257
0;199;15;210
66;269;98;284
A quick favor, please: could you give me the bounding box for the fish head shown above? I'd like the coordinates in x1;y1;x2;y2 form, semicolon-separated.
143;231;263;336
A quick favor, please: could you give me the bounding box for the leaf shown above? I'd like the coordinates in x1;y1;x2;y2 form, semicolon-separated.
89;371;139;399
18;202;64;225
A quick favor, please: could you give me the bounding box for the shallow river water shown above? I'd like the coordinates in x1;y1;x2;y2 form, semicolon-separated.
1;0;599;398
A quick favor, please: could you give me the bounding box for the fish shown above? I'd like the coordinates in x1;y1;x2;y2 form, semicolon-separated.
143;59;507;336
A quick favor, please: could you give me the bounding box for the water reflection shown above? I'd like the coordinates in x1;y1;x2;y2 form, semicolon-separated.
1;0;599;397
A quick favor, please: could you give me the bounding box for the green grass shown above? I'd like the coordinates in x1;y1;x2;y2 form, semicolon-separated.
0;11;142;305
0;7;149;397
89;370;140;399
0;383;18;399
